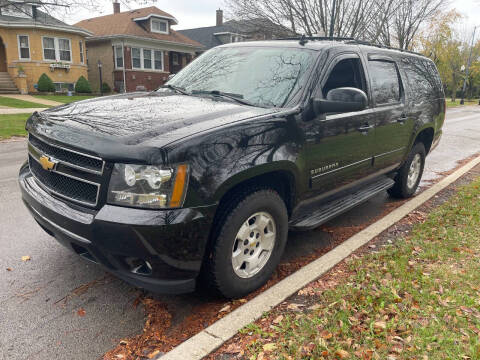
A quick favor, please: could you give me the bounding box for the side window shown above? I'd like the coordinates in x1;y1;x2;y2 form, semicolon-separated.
322;58;366;96
402;57;443;100
369;60;401;105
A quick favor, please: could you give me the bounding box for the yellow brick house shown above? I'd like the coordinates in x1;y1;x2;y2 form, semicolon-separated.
0;1;91;93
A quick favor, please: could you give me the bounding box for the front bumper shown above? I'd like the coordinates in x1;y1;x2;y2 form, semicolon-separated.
19;163;216;294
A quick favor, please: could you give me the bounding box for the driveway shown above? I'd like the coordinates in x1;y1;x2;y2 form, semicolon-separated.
1;106;479;360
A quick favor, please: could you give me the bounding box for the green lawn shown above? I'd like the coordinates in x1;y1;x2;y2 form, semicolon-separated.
238;177;480;360
0;96;50;109
32;95;96;104
447;99;478;108
0;113;30;139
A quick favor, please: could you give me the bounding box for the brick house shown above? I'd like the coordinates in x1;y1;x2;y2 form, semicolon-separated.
0;0;91;94
75;3;203;93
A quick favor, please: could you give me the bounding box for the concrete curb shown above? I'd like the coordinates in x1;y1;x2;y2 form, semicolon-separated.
161;155;480;360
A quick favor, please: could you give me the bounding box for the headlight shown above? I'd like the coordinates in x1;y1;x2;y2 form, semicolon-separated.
107;164;188;209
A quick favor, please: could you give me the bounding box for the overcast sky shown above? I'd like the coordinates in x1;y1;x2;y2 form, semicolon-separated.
62;0;480;31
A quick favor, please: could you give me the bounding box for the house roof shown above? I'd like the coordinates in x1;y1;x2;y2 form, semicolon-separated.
75;7;203;49
178;24;239;50
178;18;295;50
0;8;92;36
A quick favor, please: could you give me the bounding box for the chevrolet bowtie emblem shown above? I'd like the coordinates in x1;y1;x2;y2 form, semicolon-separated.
39;155;57;171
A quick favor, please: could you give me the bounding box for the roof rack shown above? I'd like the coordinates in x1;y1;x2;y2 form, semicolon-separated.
277;36;424;57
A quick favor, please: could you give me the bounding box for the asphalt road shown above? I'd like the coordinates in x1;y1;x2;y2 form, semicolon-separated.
1;106;479;360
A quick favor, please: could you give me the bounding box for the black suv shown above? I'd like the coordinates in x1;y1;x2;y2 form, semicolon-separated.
20;39;445;298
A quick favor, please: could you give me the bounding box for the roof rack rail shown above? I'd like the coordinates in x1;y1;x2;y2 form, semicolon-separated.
276;36;424;57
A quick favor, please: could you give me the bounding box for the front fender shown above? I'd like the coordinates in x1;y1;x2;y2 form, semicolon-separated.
165;113;305;208
211;161;301;203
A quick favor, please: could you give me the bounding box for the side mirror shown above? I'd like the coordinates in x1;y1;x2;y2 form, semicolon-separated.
313;87;368;115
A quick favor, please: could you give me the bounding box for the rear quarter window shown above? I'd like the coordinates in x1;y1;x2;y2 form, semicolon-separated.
401;57;443;101
368;60;401;105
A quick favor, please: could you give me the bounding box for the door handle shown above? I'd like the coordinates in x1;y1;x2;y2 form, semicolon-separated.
357;124;374;133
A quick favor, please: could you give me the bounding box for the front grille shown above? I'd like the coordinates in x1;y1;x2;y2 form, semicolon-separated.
29;155;99;205
29;134;104;174
27;134;104;207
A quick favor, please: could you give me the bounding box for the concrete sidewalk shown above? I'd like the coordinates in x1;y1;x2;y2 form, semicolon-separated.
0;94;63;107
0;107;47;114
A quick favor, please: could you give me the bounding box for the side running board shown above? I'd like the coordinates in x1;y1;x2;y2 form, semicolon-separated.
289;177;395;231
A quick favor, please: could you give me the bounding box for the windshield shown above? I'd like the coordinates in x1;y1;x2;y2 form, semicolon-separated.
164;46;317;108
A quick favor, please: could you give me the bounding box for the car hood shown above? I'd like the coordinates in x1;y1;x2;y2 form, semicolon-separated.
32;92;277;147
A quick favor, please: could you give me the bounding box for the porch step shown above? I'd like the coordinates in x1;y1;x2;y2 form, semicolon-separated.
289;176;395;231
0;72;19;94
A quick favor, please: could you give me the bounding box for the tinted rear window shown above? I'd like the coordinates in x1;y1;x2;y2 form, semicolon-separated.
401;57;443;101
368;60;401;105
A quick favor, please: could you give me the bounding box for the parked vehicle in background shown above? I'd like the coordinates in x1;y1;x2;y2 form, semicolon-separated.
19;38;445;298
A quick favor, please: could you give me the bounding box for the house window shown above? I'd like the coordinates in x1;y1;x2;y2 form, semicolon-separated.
154;51;163;70
79;41;84;63
131;47;164;71
143;49;152;69
43;37;56;60
151;19;168;34
42;37;72;62
132;47;141;68
58;39;71;61
114;45;124;68
18;35;30;60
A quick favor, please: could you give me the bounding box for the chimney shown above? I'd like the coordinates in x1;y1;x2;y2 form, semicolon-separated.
113;1;120;14
216;9;223;26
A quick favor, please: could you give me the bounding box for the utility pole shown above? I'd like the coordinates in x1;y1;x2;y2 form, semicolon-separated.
329;0;336;38
460;26;477;105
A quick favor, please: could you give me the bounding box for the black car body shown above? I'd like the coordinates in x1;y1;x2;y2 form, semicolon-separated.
19;39;445;297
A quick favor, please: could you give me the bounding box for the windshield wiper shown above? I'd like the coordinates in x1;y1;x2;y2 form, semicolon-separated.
191;90;256;107
162;84;190;95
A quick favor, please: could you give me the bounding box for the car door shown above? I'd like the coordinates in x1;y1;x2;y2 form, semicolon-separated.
302;51;377;197
364;53;413;171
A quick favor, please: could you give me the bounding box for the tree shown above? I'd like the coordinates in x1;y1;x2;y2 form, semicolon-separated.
37;73;55;92
224;0;447;49
383;0;446;50
0;0;156;19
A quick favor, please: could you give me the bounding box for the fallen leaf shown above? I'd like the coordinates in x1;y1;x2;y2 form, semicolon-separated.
335;349;350;359
320;330;333;339
374;321;387;330
219;305;231;313
273;315;284;324
287;303;304;311
21;256;31;262
77;308;86;317
147;350;160;359
263;343;277;352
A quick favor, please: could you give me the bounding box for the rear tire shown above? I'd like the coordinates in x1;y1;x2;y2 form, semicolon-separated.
388;142;426;199
204;189;288;299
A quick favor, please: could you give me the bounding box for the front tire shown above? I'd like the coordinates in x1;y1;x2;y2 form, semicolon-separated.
204;189;288;298
388;142;426;199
